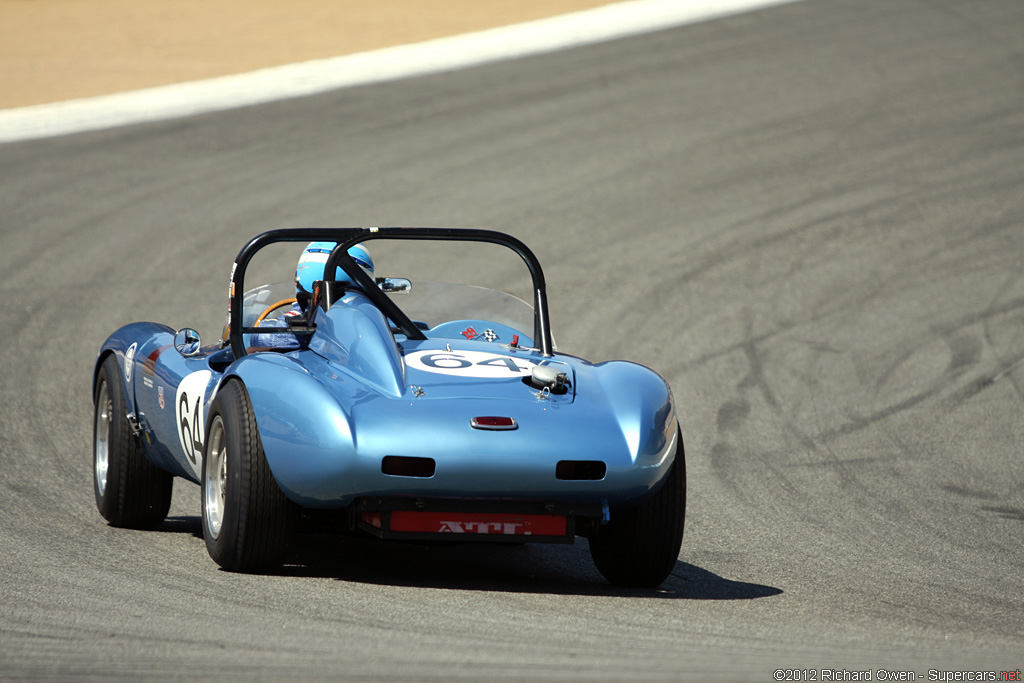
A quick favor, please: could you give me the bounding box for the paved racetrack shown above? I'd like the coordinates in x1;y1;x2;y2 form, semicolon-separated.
2;0;1022;679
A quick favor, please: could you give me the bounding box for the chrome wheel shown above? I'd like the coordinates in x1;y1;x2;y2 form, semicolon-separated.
204;415;227;540
93;354;172;528
94;379;112;499
201;379;294;571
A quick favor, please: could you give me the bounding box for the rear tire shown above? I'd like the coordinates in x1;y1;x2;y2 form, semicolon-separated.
202;379;295;571
588;428;686;588
93;354;173;528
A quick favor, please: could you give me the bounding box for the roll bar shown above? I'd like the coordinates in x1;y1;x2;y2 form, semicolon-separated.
227;227;553;359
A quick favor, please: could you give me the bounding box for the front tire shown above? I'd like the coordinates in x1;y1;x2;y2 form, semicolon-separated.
202;379;295;571
588;428;686;588
93;354;173;528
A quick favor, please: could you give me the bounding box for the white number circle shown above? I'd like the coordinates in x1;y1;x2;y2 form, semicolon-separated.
176;370;212;478
405;350;536;378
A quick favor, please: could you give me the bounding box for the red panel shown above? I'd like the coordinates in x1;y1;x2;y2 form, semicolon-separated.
390;511;567;536
470;416;518;431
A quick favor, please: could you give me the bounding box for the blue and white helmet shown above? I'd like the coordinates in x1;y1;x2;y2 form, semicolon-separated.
295;241;374;297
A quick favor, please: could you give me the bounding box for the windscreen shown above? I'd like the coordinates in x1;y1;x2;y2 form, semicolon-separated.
385;281;534;336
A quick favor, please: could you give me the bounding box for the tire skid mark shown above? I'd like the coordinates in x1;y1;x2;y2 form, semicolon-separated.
980;270;1024;404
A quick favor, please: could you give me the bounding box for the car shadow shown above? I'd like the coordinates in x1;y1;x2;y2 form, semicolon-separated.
278;532;782;600
154;518;780;599
159;515;204;537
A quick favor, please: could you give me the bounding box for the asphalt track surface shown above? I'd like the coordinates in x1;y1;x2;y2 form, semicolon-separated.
1;0;1022;679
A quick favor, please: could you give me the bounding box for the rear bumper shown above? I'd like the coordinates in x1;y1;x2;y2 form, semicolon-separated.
350;497;607;544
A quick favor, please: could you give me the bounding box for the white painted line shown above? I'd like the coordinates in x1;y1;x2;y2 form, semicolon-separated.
0;0;801;143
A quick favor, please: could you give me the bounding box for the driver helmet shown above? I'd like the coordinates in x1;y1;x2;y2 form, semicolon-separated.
295;241;374;299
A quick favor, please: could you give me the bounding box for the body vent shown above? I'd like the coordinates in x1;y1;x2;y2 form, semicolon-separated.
382;456;436;478
555;460;606;481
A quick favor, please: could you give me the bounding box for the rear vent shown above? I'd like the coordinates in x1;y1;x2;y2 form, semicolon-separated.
382;456;436;478
555;460;606;481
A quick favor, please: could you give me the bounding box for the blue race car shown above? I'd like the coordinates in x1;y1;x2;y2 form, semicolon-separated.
92;228;684;587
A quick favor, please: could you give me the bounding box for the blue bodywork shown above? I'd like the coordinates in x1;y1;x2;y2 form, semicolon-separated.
95;228;677;528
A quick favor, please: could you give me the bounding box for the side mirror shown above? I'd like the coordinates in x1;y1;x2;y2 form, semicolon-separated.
378;277;412;294
174;328;202;357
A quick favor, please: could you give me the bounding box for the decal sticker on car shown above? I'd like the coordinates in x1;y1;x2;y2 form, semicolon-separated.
176;370;212;477
124;343;137;382
143;344;171;378
390;511;567;536
459;327;500;342
405;349;538;378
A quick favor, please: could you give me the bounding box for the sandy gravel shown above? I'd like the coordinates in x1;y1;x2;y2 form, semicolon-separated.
0;0;613;109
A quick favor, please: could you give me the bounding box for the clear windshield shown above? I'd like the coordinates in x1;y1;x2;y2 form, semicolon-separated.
386;281;534;337
239;282;297;328
239;280;535;340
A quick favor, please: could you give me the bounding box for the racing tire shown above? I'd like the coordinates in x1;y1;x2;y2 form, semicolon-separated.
588;428;686;588
93;354;173;529
201;379;295;572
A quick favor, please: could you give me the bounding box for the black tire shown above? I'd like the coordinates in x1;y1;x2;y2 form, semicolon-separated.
588;428;686;588
93;354;173;528
201;379;295;572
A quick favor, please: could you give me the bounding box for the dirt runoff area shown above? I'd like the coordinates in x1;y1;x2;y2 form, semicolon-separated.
0;0;616;110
